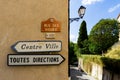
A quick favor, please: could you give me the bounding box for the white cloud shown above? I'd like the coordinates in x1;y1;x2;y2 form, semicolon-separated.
108;3;120;13
70;34;78;43
81;0;103;6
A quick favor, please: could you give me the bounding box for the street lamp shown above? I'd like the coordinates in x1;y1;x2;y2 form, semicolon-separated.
70;5;86;23
68;4;86;78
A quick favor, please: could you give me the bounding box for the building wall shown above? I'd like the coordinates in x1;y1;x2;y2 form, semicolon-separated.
117;14;120;41
0;0;68;80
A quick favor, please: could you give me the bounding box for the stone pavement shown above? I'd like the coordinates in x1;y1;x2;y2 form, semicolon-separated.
70;66;97;80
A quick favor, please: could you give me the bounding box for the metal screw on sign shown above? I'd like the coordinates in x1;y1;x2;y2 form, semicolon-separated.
50;18;54;22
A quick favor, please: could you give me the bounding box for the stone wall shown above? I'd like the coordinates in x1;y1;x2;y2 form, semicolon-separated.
103;68;120;80
79;58;120;80
91;63;102;80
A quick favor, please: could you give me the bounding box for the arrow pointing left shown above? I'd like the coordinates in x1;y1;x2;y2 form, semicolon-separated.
11;40;62;53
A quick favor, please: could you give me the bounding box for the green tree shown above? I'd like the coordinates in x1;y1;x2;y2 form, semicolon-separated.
77;20;89;54
89;19;119;54
74;43;80;57
69;42;77;64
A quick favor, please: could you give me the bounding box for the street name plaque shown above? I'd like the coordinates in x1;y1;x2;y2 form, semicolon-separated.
41;18;61;32
12;41;62;53
7;54;65;66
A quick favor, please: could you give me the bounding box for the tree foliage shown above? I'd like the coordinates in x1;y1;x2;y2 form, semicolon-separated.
89;19;119;54
77;20;88;48
77;20;89;54
69;42;77;64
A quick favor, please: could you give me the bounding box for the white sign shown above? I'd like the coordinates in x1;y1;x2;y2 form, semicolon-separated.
12;41;62;53
45;33;55;39
7;54;65;66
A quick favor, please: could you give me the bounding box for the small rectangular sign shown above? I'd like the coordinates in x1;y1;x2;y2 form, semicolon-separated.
45;33;55;39
41;18;61;32
7;54;65;66
12;40;62;53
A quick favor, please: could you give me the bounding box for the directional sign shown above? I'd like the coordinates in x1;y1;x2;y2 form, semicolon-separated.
12;41;62;53
7;54;65;66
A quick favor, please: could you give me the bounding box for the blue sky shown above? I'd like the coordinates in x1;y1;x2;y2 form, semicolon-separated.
70;0;120;43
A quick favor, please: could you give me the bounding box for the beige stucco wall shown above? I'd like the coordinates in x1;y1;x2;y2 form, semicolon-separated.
0;0;68;80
